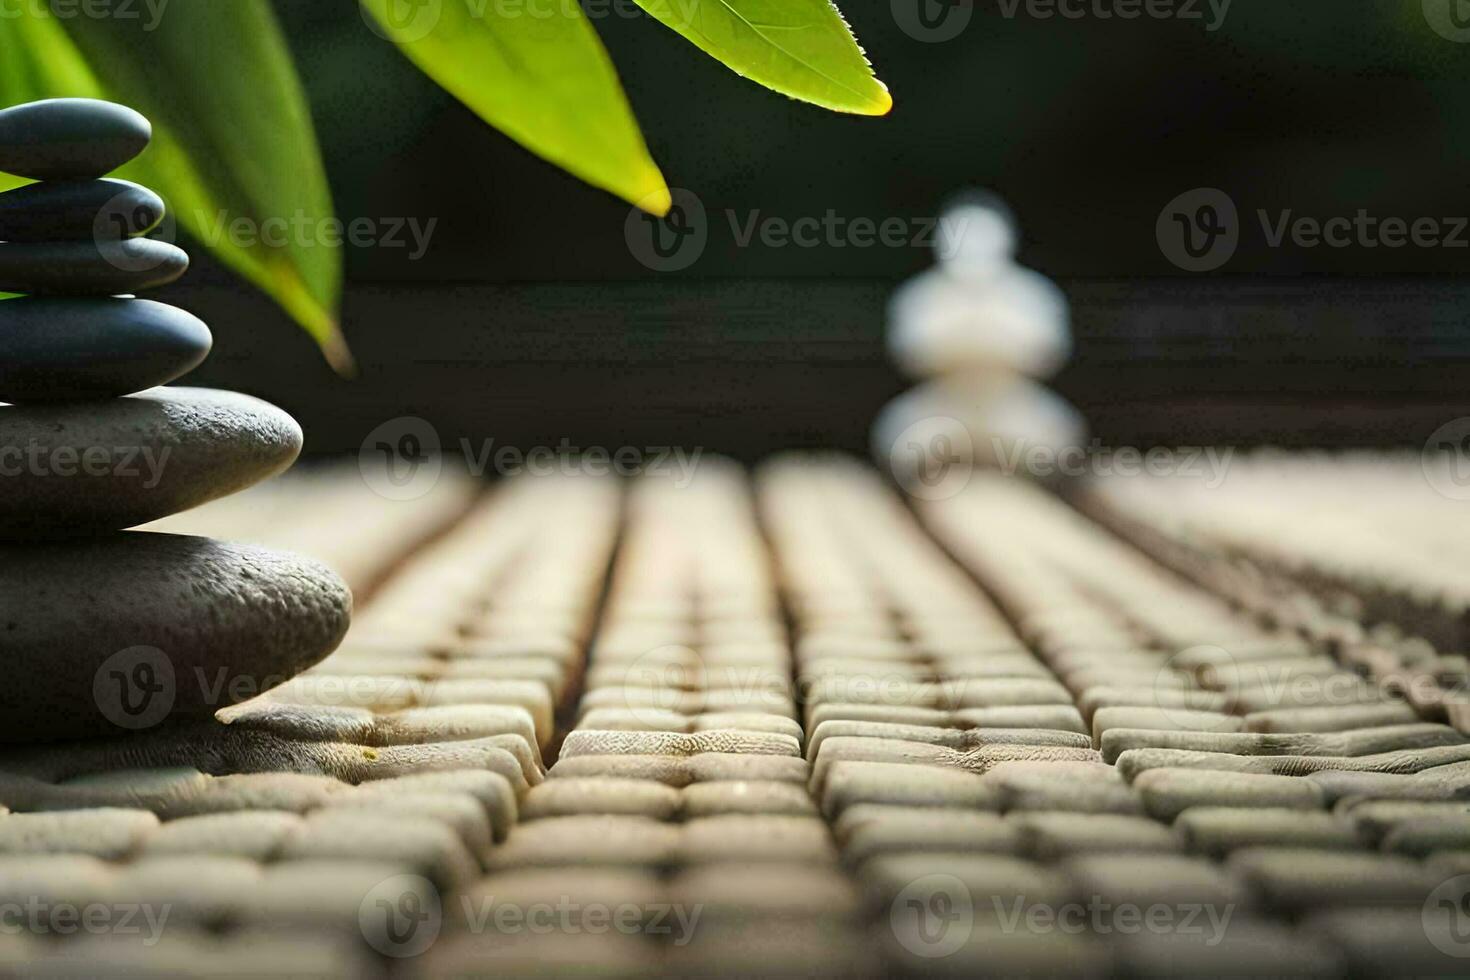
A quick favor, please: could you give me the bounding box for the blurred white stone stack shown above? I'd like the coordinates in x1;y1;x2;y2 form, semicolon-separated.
873;193;1086;491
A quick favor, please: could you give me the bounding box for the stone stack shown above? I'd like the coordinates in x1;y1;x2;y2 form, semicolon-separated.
874;193;1085;489
0;98;351;741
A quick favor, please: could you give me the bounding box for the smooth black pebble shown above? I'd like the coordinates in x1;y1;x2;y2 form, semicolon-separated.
0;297;211;402
0;99;151;180
0;239;188;294
0;178;164;241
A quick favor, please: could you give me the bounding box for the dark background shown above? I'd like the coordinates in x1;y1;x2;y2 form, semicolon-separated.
172;0;1470;458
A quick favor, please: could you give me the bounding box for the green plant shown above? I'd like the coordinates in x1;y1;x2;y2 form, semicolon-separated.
0;0;889;369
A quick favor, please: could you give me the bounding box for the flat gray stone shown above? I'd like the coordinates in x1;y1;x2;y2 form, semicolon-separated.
807;720;1089;761
1227;847;1440;911
521;778;682;820
0;99;150;179
1134;768;1326;821
1011;811;1180;858
0;240;188;295
414;931;657;978
349;770;518;840
0;387;300;536
317;792;494;852
0;178;164;241
1062;853;1251;910
818;760;1001;818
1101;723;1466;764
0;299;209;402
483;815;680;869
1117;744;1470;779
1245;701;1420;733
1114;918;1340;978
810;735;1102;798
142;811;303;861
1307;768;1463;804
1341;799;1470;843
549;751;809;787
1176;806;1365;856
1091;705;1243;743
1305;908;1470;978
559;728;801;759
837;806;1020;863
0;534;350;740
983;760;1145;814
1;725;528;792
680;780;818;817
0;853;113;906
0;808;158;859
106;855;261;925
1380;815;1470;856
864;852;1073;914
668;864;863;921
276;810;479;888
233;859;429;934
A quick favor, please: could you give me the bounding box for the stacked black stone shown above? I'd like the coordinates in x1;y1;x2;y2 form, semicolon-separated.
0;98;207;401
0;99;351;741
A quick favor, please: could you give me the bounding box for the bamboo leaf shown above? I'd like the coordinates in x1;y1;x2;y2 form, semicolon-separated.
0;3;351;368
0;14;93;301
634;0;890;115
362;0;670;214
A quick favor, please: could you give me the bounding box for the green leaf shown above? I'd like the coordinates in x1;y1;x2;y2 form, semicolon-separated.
0;15;89;302
2;3;351;369
634;0;891;115
0;13;86;195
362;0;670;214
